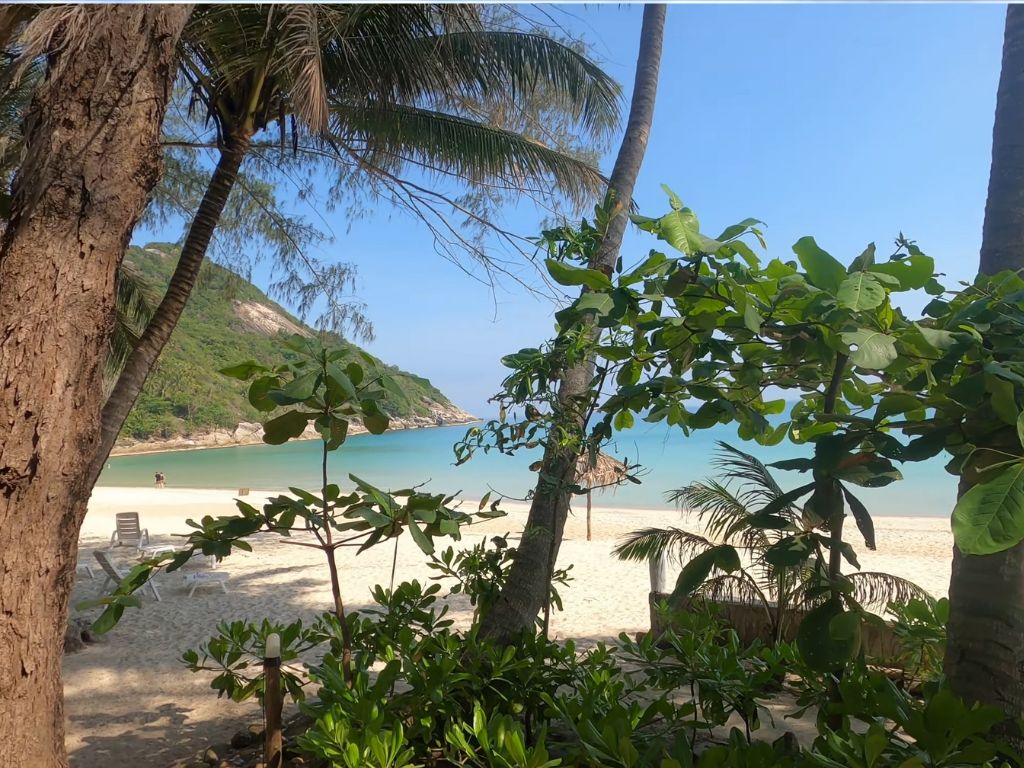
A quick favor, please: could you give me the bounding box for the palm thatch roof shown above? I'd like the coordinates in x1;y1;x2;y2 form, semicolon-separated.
575;451;628;494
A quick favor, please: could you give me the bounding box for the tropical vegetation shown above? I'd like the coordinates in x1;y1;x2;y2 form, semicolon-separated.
614;442;930;645
118;244;462;442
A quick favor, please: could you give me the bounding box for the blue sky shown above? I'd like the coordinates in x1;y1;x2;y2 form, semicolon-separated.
138;3;1007;417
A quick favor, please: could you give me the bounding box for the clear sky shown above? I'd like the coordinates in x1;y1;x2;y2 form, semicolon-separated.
138;3;1008;418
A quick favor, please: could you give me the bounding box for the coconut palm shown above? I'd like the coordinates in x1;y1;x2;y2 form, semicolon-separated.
947;4;1024;724
614;442;930;644
479;3;666;644
92;3;621;484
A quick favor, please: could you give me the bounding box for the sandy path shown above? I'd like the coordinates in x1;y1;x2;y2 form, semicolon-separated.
64;488;953;767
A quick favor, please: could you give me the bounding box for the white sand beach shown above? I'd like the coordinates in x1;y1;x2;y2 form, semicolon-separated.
65;487;955;767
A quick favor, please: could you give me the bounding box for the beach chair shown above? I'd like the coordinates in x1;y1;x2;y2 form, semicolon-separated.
109;512;149;550
182;571;230;597
94;550;161;601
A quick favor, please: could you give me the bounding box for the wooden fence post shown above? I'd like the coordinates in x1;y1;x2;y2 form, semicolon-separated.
264;632;283;768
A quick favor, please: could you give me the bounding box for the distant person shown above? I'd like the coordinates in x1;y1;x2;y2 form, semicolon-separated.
154;472;166;488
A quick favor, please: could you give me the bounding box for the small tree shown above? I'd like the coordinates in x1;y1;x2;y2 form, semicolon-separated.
91;335;502;686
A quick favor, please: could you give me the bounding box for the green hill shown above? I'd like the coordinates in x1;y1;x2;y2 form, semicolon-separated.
118;244;468;443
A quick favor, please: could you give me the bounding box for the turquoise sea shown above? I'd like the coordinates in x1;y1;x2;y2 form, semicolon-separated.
98;422;959;518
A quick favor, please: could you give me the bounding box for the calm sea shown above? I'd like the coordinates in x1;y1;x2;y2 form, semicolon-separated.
98;422;958;518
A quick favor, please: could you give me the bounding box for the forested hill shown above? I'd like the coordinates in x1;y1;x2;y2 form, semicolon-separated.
117;244;472;447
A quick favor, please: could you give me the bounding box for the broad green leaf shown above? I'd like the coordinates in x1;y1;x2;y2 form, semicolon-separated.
952;462;1024;554
219;361;268;380
867;254;934;290
841;486;876;550
797;601;861;671
874;394;924;422
362;411;389;435
837;272;886;311
743;303;763;333
848;243;876;273
545;258;612;290
841;329;898;370
576;292;615;316
793;237;846;293
407;520;434;555
1018;412;1024;449
670;545;738;598
262;410;309;445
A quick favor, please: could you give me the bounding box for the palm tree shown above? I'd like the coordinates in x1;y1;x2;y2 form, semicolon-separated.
946;4;1024;726
614;443;929;645
90;4;621;486
0;8;189;766
479;3;667;644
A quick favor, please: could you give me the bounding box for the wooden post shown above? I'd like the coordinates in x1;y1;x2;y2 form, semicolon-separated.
264;633;283;768
648;552;667;594
586;490;593;541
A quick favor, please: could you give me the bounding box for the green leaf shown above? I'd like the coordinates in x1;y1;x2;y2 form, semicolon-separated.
407;520;434;555
262;410;309;445
764;535;814;567
797;601;861;672
874;394;924;422
576;292;615;316
841;329;898;370
848;243;876;272
867;254;934;290
219;361;268;380
841;486;876;550
545;258;612;290
1018;412;1024;449
670;545;739;598
837;272;886;311
952;462;1024;555
743;303;763;333
793;237;846;293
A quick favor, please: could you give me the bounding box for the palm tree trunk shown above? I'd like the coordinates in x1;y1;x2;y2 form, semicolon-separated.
946;4;1024;728
0;7;188;767
479;4;667;642
86;132;251;486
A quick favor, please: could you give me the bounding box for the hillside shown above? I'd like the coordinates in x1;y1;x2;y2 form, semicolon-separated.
115;244;473;451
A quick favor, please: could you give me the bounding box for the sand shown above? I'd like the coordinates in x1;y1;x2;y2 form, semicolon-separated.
64;487;955;767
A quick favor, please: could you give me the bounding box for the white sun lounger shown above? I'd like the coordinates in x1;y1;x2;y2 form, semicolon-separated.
94;550;161;602
109;512;150;550
182;571;230;597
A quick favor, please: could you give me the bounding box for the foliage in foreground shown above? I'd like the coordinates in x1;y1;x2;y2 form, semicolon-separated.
185;575;1016;768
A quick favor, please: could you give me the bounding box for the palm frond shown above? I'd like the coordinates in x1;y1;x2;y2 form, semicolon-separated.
848;572;932;612
712;441;790;511
327;102;605;204
613;526;714;565
667;479;771;551
698;572;772;611
107;261;155;376
279;5;328;134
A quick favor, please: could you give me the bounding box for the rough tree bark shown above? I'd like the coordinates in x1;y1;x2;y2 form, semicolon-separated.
0;7;189;766
946;4;1024;725
87;133;252;487
479;4;667;642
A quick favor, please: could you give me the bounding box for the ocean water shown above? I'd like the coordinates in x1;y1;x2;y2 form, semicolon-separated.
98;422;959;518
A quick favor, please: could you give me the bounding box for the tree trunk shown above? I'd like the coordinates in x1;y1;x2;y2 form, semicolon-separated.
0;7;189;767
479;4;666;642
946;4;1024;726
87;133;251;486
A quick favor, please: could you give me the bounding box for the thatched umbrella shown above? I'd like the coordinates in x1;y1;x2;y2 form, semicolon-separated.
575;451;628;541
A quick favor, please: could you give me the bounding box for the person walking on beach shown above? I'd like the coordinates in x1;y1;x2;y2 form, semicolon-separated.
154;472;166;488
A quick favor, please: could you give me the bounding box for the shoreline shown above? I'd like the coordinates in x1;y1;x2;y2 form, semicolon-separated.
86;485;954;522
109;414;480;458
